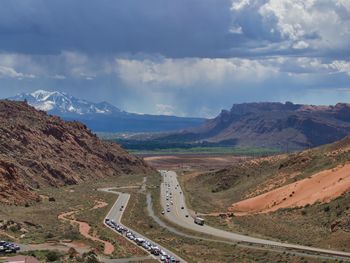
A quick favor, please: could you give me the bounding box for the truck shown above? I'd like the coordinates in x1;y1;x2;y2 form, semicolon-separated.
194;217;205;226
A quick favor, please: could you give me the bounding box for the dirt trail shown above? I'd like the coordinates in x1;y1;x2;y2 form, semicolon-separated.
0;230;17;241
230;164;350;215
58;205;114;255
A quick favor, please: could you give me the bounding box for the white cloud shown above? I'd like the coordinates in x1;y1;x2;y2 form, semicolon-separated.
329;60;350;76
261;0;350;49
116;57;278;88
231;0;350;53
293;40;309;50
0;66;35;79
51;74;66;80
231;0;251;11
229;25;243;34
0;51;112;81
156;104;175;116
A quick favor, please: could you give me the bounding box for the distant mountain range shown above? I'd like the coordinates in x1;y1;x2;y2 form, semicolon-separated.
9;90;205;132
161;102;350;150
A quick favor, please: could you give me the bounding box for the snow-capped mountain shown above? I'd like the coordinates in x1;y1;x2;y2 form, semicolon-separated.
8;89;205;132
10;90;122;116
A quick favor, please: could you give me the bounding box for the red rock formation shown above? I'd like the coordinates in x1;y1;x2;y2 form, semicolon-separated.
0;100;154;204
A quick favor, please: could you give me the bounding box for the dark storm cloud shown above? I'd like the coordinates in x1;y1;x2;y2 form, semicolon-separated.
0;0;236;58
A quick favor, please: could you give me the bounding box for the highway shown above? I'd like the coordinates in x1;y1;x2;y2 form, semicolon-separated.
160;170;350;261
99;187;187;263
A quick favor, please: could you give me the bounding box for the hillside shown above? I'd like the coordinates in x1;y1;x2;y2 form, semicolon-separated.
163;102;350;150
185;136;350;212
182;136;350;251
0;100;154;204
9;90;205;132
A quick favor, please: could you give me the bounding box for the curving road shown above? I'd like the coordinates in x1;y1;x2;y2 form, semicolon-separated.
99;187;187;263
160;170;350;261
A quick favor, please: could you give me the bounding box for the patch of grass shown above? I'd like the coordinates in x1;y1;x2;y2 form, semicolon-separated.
129;146;280;156
21;250;64;262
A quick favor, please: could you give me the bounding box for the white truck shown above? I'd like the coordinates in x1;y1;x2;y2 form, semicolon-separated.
194;217;205;226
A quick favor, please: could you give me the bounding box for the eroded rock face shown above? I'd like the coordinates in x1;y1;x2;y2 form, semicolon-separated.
0;100;154;204
163;102;350;150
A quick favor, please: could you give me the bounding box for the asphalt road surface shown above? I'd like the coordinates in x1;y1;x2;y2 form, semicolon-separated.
160;170;350;261
99;187;187;263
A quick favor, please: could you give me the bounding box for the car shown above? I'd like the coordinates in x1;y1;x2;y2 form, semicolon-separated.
170;257;176;262
161;211;165;215
185;215;189;218
160;255;166;261
151;246;160;255
167;208;171;212
142;243;150;250
8;244;20;251
143;245;150;250
166;203;170;207
135;237;145;245
2;246;16;254
181;206;184;209
119;208;123;211
0;241;20;254
170;201;173;205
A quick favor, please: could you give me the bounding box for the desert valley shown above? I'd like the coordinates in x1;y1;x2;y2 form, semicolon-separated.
1;1;350;262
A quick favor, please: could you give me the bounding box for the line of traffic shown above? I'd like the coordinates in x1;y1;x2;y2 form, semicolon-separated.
99;187;187;263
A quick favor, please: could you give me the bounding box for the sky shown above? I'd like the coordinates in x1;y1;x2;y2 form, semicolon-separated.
0;0;350;117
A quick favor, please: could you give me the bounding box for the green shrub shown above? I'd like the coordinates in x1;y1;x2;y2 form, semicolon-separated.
46;250;61;262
